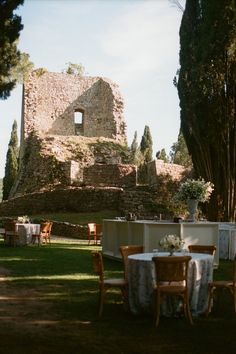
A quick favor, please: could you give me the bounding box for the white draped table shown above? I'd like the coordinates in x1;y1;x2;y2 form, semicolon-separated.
219;224;236;260
128;252;214;317
15;223;41;245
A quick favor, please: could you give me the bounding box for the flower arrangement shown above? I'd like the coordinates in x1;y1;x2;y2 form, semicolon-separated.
174;178;214;203
159;234;184;252
17;215;30;223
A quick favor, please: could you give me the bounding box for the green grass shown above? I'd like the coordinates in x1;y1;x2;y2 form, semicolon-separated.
0;239;235;354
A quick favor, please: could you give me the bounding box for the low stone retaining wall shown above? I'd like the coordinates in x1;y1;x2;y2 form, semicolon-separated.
51;221;88;239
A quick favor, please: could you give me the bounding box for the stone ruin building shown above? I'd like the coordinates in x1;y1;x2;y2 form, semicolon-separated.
10;70;137;197
1;69;189;220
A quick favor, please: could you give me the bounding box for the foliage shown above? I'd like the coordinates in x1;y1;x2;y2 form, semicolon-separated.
175;178;214;203
10;51;34;83
0;178;2;201
33;67;48;77
140;125;153;163
178;0;236;220
157;148;169;163
130;130;142;165
170;131;192;167
0;0;24;99
63;62;85;76
2;120;19;200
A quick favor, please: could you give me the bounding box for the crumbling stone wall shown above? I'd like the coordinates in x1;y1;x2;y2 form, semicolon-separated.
22;71;126;143
11;134;132;196
84;164;137;187
148;159;190;187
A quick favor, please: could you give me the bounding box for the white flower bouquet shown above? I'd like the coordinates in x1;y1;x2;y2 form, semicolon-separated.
17;215;30;223
159;234;184;252
174;178;214;203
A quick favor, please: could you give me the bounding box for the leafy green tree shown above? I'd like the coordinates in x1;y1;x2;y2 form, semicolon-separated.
130;131;142;165
157;148;169;163
10;51;34;83
170;131;192;167
140;125;153;163
178;0;236;221
63;62;85;76
0;0;24;99
3;120;19;200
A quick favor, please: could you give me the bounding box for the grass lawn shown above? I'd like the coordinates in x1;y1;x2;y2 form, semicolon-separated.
0;238;235;354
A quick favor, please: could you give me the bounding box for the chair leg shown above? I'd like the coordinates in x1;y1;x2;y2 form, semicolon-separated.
206;286;214;317
98;286;105;317
155;291;161;327
185;296;193;325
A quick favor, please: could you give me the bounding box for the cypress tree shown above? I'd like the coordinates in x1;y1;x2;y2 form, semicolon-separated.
3;120;19;200
0;0;24;99
140;125;153;163
178;0;236;220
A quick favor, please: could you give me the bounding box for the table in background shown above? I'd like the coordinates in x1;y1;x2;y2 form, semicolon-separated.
128;252;214;317
15;223;41;245
219;224;236;260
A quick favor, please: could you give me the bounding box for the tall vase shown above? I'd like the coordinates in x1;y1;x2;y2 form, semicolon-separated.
187;199;199;221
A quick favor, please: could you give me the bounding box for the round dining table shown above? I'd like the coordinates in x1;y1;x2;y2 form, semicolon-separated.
128;252;214;317
16;223;41;245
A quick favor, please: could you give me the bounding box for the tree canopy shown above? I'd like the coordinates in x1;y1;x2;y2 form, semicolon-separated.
178;0;236;220
140;125;153;163
0;0;24;99
3;120;19;200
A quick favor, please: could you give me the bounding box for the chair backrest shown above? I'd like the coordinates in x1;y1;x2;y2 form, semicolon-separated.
188;244;216;255
96;224;103;235
152;256;192;283
88;223;96;235
91;251;104;282
40;222;51;234
47;221;53;235
4;220;17;233
120;245;144;280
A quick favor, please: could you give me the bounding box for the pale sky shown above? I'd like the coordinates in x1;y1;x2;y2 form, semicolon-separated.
0;0;185;178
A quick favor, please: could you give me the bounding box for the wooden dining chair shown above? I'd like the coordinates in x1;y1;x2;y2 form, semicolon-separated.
31;221;52;246
4;220;19;247
88;223;96;245
95;223;103;245
188;244;216;256
119;245;144;281
87;223;102;245
152;255;193;326
206;254;236;316
91;251;127;317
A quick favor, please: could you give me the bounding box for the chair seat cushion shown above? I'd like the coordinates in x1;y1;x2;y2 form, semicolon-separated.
209;280;233;287
104;278;127;286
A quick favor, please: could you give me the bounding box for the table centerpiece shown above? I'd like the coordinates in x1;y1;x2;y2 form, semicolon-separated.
159;234;184;256
174;178;214;221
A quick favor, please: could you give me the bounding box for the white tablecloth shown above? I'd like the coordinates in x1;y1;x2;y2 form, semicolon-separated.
219;225;236;260
15;223;41;245
128;252;214;317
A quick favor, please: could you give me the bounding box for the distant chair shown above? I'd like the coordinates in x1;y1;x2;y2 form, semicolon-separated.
88;223;102;245
91;251;127;317
119;245;144;281
152;255;193;326
31;221;52;246
206;254;236;316
188;244;216;256
4;220;19;247
95;224;103;245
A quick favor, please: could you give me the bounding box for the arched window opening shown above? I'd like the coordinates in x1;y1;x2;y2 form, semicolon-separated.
74;109;84;135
